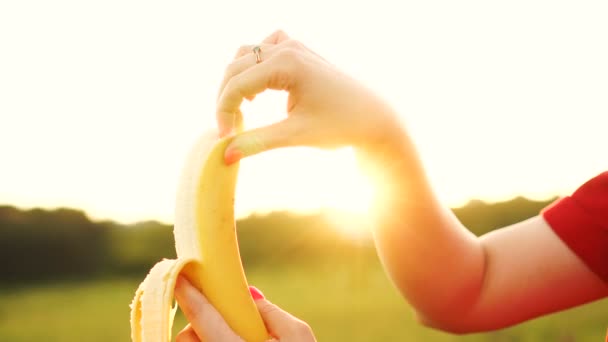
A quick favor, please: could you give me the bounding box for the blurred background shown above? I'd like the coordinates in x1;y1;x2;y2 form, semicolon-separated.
1;0;606;341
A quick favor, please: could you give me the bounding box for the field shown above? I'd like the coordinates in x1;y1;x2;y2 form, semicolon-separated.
0;263;605;341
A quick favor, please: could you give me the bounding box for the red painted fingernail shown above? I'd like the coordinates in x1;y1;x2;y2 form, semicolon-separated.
225;149;243;164
248;286;265;300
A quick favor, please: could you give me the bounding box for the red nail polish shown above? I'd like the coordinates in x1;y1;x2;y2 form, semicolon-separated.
248;286;265;300
225;149;243;164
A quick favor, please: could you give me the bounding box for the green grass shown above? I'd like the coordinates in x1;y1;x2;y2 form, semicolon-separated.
0;264;606;341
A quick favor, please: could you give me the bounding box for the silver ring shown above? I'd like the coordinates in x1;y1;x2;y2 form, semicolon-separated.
253;45;262;64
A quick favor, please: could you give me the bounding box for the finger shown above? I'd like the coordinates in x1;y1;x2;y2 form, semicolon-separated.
174;275;242;342
175;324;200;342
262;30;291;44
224;115;309;164
225;30;289;102
218;43;280;103
217;50;300;137
255;299;314;340
219;38;310;107
233;43;275;60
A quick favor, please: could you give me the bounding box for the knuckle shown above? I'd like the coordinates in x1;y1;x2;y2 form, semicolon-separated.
276;48;300;65
270;49;301;88
291;320;313;337
285;39;304;50
224;74;245;98
259;302;281;316
267;29;289;43
238;132;267;155
273;29;287;36
236;44;252;58
268;62;294;90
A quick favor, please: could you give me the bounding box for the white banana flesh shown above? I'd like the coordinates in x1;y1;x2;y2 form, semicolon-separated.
129;130;268;342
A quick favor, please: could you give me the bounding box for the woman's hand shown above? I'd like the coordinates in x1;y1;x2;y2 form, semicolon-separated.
217;30;404;164
174;275;316;342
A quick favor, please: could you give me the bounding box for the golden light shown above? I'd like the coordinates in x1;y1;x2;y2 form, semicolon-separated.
1;1;606;225
233;91;376;221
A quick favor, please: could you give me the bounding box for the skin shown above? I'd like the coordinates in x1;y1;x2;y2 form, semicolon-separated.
174;276;316;341
178;30;608;339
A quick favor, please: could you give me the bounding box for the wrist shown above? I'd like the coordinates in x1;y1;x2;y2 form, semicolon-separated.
354;115;429;196
354;111;408;166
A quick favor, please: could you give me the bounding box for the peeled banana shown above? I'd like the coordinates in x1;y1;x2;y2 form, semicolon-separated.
129;130;269;342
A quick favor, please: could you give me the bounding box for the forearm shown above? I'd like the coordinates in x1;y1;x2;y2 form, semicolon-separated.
355;125;486;328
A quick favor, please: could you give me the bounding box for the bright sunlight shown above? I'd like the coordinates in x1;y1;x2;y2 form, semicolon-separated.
1;1;606;225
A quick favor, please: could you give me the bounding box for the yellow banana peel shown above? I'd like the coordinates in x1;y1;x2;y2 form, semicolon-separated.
129;130;268;342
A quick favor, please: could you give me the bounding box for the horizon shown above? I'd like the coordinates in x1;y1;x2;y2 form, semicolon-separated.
0;193;559;226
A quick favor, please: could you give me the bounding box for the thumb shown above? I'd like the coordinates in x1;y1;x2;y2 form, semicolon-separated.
223;115;307;165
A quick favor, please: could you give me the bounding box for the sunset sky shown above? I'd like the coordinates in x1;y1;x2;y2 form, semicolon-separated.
1;1;606;224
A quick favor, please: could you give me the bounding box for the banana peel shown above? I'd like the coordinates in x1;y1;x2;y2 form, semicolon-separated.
129;130;268;342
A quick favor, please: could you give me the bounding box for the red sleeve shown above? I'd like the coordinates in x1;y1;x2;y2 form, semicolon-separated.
541;171;608;283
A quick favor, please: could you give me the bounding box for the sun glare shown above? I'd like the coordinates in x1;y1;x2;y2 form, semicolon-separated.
235;90;376;215
236;146;376;213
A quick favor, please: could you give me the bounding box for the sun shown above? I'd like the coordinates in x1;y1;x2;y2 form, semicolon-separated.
317;148;376;214
234;146;377;242
236;146;376;214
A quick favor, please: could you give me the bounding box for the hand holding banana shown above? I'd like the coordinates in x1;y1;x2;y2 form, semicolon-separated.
174;276;315;342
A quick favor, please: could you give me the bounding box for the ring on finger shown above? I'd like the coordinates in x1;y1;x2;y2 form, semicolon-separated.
252;45;262;64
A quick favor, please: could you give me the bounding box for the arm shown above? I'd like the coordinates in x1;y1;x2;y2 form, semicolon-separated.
213;30;607;333
357;131;608;333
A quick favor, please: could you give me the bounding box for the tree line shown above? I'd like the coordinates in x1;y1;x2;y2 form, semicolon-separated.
0;196;555;284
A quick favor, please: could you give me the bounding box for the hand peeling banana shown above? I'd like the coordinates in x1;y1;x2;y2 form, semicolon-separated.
129;130;268;342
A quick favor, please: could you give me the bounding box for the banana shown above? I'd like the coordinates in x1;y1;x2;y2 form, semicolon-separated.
129;130;269;342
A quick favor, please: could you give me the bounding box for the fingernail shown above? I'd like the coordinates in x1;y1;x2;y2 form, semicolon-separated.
248;286;265;300
225;148;243;164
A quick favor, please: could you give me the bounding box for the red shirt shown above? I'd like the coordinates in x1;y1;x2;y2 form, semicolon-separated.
540;171;608;340
542;172;608;282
